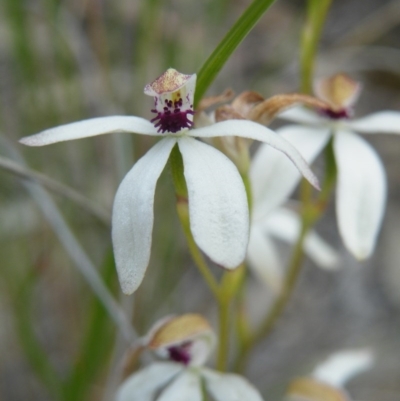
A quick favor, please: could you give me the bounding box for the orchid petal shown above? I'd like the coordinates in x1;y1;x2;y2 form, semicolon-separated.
262;208;339;270
157;371;201;401
347;111;400;134
247;225;284;292
112;137;176;294
312;349;374;388
19;116;159;146
192;120;320;190
334;131;386;259
178;137;249;269
277;106;325;125
251;125;330;218
202;369;264;401
116;362;183;401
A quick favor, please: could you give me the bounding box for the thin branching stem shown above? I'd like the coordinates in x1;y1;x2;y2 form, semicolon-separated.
1;136;136;343
0;155;111;225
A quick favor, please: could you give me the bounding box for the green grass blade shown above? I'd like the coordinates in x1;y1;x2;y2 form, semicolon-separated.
194;0;278;105
64;250;117;401
13;272;65;400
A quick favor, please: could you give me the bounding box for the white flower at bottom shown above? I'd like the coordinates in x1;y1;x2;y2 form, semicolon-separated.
277;73;400;260
20;68;319;295
117;314;264;401
117;363;264;401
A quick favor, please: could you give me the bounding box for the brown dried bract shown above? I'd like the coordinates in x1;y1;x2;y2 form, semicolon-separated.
214;91;329;125
197;88;235;112
215;105;246;122
248;93;329;125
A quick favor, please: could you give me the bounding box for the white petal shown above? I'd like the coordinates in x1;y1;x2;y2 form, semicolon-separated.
250;125;330;218
246;225;284;292
112;137;176;294
191;120;320;190
19;116;159;146
178;137;249;269
262;208;339;270
116;362;183;401
202;369;264;401
277;106;325;125
347;111;400;134
334;131;387;259
312;349;374;388
157;370;201;401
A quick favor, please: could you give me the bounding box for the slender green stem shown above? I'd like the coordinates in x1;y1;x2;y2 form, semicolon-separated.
234;139;337;372
1;136;136;343
0;155;110;225
176;201;220;299
195;0;278;105
14;272;65;400
233;218;310;372
217;296;230;371
300;0;333;94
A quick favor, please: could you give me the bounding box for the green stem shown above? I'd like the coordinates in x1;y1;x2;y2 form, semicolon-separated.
176;201;220;299
195;0;278;105
217;297;230;371
234;218;310;372
14;272;66;400
234;139;337;372
300;0;333;94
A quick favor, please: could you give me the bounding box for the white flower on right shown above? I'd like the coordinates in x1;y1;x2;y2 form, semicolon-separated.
286;348;374;401
247;136;339;292
277;73;400;259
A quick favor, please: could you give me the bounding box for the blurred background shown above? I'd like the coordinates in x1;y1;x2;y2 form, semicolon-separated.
1;0;400;400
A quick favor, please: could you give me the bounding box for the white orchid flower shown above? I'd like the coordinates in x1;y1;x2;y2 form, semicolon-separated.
20;68;319;295
247;131;339;292
286;348;373;401
117;314;264;401
276;73;400;260
312;348;374;389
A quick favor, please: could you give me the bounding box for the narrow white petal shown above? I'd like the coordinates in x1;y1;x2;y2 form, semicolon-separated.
277;106;325;125
157;370;201;401
178;137;249;269
251;125;330;218
246;225;284;292
112;137;176;294
334;131;387;259
116;362;183;401
348;111;400;134
192;120;320;190
312;349;374;388
202;369;264;401
20;116;159;146
262;208;339;269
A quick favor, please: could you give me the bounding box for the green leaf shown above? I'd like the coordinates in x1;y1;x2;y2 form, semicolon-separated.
64;249;117;401
13;271;65;400
194;0;278;105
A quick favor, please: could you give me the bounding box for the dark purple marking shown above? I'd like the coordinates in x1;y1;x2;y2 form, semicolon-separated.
151;98;195;133
318;107;351;120
167;342;192;365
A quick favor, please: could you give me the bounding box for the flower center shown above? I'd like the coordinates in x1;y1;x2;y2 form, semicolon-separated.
319;107;351;120
150;97;194;134
167;341;192;365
